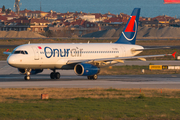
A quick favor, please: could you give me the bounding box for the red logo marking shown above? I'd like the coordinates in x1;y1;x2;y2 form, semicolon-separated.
172;52;176;58
38;46;42;49
125;16;136;32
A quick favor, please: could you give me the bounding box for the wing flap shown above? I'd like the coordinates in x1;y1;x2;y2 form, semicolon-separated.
138;58;146;61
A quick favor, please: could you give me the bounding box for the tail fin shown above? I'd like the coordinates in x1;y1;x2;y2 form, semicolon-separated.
115;8;140;44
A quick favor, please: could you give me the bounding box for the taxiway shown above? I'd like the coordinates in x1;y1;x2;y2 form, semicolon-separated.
0;61;180;88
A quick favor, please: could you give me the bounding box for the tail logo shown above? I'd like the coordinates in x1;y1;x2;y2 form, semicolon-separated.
122;16;137;41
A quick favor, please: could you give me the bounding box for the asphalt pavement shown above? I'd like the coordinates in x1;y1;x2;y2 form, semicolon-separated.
0;61;180;88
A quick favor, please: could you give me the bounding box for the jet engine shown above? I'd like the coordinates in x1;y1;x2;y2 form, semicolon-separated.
74;63;100;76
18;69;43;75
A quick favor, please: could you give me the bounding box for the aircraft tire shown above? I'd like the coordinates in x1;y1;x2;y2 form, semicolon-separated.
50;72;55;79
87;75;98;80
87;76;91;80
27;72;31;76
55;72;60;79
92;74;98;80
24;76;30;80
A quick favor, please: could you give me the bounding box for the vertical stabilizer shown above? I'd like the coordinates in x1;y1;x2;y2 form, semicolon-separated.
115;8;141;44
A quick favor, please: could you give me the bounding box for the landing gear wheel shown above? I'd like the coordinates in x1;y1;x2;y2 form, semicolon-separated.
24;76;30;80
27;72;31;76
87;76;91;80
24;69;32;80
55;72;60;79
87;74;98;80
50;72;55;79
92;74;98;80
50;72;60;79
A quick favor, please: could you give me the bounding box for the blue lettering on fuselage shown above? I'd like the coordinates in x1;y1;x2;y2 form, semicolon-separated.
44;47;82;58
44;47;53;58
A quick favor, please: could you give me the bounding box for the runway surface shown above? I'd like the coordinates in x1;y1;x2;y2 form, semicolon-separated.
0;61;180;89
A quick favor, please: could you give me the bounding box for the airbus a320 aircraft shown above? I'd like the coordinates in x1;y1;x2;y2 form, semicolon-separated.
4;8;175;80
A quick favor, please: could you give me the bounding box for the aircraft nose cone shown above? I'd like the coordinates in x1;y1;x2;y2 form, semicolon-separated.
7;55;16;66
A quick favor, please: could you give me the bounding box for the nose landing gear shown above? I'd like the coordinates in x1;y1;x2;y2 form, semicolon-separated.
24;69;31;80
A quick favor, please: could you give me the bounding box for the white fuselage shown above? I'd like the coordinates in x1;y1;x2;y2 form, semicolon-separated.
7;43;143;69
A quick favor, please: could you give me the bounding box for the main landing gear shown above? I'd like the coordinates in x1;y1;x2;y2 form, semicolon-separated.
50;69;60;79
24;69;31;80
87;74;98;80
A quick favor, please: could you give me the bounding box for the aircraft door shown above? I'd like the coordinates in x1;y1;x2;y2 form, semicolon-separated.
120;46;126;57
32;47;39;60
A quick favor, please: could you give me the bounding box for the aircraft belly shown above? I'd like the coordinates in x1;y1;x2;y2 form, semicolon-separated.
10;64;58;69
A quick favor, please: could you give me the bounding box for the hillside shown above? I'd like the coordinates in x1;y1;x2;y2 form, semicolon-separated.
82;27;180;38
0;31;46;38
1;27;180;38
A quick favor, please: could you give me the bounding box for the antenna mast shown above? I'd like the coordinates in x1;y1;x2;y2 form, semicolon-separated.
14;0;21;14
40;1;42;11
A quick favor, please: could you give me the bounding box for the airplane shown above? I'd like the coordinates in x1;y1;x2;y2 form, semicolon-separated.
3;8;175;80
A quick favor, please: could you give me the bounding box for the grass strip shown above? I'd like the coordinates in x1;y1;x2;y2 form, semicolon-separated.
0;88;180;120
1;88;180;102
0;98;180;120
0;88;180;119
100;65;180;75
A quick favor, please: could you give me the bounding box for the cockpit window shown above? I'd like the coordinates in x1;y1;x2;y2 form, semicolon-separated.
14;51;20;54
24;51;28;54
21;51;24;54
14;50;28;54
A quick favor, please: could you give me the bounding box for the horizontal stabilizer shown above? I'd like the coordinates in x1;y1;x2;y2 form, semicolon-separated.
3;52;11;55
3;49;11;55
133;47;171;51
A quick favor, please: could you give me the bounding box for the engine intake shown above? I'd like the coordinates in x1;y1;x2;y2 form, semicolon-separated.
74;63;100;76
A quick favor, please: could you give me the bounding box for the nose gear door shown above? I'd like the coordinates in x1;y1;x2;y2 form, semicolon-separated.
32;47;39;60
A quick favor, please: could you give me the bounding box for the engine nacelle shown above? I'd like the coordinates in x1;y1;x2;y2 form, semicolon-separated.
74;63;100;76
18;69;43;75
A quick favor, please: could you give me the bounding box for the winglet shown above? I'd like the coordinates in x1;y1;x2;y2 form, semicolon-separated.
172;52;176;58
6;49;9;52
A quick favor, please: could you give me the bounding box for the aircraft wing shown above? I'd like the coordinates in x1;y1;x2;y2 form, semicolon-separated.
66;53;175;65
